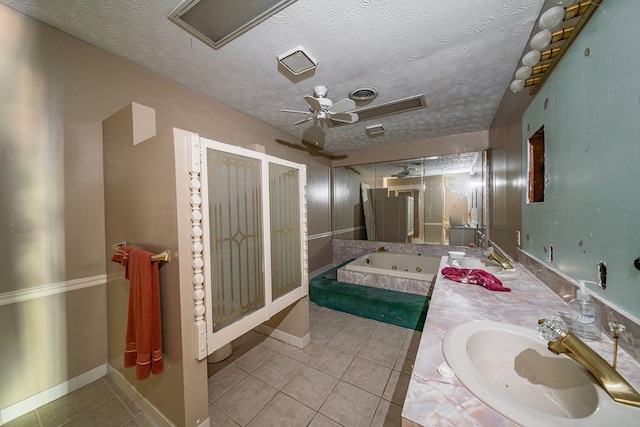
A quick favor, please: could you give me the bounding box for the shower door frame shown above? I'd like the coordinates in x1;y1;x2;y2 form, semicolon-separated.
198;138;308;355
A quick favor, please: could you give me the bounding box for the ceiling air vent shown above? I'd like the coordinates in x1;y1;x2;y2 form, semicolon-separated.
349;86;378;102
332;94;427;126
168;0;298;49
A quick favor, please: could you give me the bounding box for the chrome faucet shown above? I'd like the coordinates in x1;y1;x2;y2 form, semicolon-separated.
537;317;640;408
484;246;514;270
377;246;389;252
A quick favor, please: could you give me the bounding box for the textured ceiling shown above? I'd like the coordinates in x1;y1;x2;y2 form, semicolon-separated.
2;0;545;153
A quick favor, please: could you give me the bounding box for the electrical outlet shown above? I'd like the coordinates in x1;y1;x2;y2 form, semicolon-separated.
516;231;521;247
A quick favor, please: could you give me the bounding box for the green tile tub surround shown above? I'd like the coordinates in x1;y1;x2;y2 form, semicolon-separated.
310;263;430;331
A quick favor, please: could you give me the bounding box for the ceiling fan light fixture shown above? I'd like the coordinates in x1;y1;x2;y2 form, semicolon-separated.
277;46;317;75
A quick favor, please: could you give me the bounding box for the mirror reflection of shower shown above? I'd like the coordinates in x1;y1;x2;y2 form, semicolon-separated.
333;151;486;246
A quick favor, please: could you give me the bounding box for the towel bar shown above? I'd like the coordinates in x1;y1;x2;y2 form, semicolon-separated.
111;241;171;262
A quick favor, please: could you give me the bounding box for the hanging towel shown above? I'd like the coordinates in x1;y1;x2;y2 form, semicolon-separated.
113;248;164;380
111;246;132;278
441;267;511;292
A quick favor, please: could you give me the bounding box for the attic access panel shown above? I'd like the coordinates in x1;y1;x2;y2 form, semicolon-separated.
169;0;298;49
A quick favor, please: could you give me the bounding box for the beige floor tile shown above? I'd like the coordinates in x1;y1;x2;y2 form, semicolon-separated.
342;317;377;338
310;322;340;343
37;380;114;427
260;336;288;352
103;375;142;417
342;357;392;397
394;349;417;374
308;345;355;378
208;363;249;402
370;324;407;348
252;353;304;389
1;411;40;427
382;370;411;406
282;366;338;410
402;330;422;352
209;404;241;426
63;397;132;427
358;340;401;368
247;392;316;427
319;381;380;427
232;343;276;372
308;412;343;427
317;311;351;328
327;330;367;354
214;376;278;425
370;399;403;427
277;339;324;363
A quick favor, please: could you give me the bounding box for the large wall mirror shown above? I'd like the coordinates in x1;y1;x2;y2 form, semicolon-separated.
333;151;486;246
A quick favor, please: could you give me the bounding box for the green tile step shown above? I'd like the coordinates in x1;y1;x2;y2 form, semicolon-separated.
310;261;429;331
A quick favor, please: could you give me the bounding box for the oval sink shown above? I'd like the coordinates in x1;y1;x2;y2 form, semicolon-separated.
442;321;640;426
449;258;504;274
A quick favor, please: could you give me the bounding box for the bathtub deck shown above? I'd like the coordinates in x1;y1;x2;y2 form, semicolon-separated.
309;263;430;331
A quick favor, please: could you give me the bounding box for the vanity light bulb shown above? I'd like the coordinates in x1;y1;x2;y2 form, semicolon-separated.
510;79;525;93
530;30;552;51
515;66;532;80
539;6;566;31
522;50;542;67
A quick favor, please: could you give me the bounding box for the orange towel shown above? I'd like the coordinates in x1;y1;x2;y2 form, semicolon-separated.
114;248;164;380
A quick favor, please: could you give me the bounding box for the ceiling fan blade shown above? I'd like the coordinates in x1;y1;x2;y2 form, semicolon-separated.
281;109;311;115
329;98;356;114
304;95;322;112
293;116;313;125
331;112;358;123
275;139;308;152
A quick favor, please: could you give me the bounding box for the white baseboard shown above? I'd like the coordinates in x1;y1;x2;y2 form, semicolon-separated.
0;364;107;425
254;324;311;349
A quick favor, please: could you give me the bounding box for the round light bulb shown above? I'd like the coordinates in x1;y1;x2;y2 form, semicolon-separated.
539;6;566;30
510;79;525;93
522;50;542;67
530;30;552;51
515;66;532;80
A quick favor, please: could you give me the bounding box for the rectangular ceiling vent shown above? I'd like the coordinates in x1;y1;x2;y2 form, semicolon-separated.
332;94;427;127
168;0;298;50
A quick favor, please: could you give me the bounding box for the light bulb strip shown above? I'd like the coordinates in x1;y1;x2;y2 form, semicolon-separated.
551;26;575;44
510;0;603;94
530;0;603;95
532;63;551;76
565;0;593;21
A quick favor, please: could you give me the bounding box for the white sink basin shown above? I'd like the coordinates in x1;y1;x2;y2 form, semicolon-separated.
442;321;640;426
449;258;504;274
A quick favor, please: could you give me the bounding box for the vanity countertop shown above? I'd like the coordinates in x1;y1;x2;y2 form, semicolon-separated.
401;257;640;426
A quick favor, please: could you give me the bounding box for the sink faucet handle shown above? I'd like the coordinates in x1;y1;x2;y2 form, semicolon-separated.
608;321;626;369
537;316;569;342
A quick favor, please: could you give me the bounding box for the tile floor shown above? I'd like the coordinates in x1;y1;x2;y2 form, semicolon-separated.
4;303;420;427
208;303;421;426
3;375;154;427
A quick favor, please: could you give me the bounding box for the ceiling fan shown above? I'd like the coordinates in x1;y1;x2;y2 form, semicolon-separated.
392;166;413;178
282;86;359;126
275;138;347;160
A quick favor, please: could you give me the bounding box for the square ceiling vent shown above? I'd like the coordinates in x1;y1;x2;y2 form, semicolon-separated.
169;0;298;49
277;47;317;75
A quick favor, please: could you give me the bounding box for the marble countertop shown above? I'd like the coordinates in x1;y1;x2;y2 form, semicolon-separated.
401;257;640;427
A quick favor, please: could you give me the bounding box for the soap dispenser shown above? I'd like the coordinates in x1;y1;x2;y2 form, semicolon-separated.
568;288;601;341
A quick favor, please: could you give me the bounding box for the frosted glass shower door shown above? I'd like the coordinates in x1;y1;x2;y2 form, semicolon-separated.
269;160;304;313
205;145;266;345
200;138;307;354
